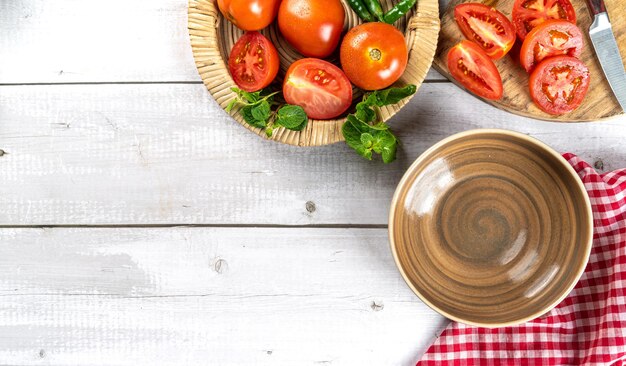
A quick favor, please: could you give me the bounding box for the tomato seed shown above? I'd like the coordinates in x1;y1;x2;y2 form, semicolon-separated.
457;60;493;91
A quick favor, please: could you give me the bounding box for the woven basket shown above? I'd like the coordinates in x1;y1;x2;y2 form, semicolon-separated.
188;0;440;146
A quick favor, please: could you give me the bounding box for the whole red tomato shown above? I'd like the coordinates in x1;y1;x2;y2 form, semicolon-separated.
340;22;408;90
278;0;345;58
217;0;280;31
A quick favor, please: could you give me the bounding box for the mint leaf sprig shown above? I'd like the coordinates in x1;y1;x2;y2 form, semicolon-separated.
226;87;308;137
342;84;416;164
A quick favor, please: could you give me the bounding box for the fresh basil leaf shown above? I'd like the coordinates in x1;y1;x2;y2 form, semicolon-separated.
380;131;397;163
367;130;397;163
360;133;374;148
362;93;380;107
275;105;307;131
231;87;261;103
355;102;376;123
346;115;371;134
342;120;373;160
265;125;274;137
260;91;279;103
241;105;266;128
342;116;398;163
251;101;271;122
369;122;390;131
374;84;417;106
225;97;238;113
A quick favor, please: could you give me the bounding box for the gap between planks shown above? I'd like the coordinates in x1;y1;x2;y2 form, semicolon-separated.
0;224;388;229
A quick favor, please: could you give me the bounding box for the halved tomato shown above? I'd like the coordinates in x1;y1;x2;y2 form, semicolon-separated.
283;58;353;120
447;40;503;100
512;0;576;40
454;3;516;60
520;20;583;72
228;32;279;92
529;55;590;115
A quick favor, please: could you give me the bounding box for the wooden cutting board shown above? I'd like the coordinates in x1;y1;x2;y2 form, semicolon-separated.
432;0;626;121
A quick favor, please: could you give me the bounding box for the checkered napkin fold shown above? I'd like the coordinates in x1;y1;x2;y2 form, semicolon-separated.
418;154;626;365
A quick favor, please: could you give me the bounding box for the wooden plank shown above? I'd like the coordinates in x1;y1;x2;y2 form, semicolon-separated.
0;227;447;365
0;0;446;84
1;83;625;226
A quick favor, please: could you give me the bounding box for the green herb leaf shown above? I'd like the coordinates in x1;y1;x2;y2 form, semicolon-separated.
251;101;271;122
260;91;279;103
360;132;374;148
231;87;261;103
241;105;267;128
225;97;238;113
367;84;417;106
342;112;398;163
346;115;371;133
369;122;390;131
342;119;373;160
355;102;376;123
380;133;397;163
275;105;308;131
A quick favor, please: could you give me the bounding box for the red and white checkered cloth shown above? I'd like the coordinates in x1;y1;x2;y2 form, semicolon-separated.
418;154;626;366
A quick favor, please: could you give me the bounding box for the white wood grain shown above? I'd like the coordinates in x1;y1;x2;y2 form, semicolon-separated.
0;227;447;366
0;0;445;84
1;83;624;225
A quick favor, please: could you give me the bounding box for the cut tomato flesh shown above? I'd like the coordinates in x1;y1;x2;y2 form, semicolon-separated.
458;49;494;92
541;66;583;104
228;31;279;92
285;74;346;116
447;40;503;100
454;4;515;59
529;56;589;115
513;0;576;39
283;58;352;120
520;20;583;72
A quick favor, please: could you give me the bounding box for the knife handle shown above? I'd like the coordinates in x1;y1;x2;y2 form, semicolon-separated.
585;0;606;16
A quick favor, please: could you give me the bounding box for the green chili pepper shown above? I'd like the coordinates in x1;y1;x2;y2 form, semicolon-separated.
363;0;384;22
383;0;417;24
346;0;375;22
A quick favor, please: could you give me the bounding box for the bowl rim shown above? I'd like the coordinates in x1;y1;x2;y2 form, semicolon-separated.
388;128;593;328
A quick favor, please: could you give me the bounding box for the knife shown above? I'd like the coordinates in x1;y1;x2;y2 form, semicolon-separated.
586;0;626;111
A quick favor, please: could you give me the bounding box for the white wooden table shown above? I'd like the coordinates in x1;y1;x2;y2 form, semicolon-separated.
1;1;625;365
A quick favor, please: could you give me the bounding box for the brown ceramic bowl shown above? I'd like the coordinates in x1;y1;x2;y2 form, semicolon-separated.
389;129;593;327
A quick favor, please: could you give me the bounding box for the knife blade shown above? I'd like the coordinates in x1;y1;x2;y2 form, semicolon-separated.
586;0;626;111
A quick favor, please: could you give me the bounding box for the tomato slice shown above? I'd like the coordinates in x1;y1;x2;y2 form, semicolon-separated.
520;20;583;72
512;0;576;40
529;56;590;115
228;32;279;92
283;58;353;120
447;40;503;100
454;3;516;60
